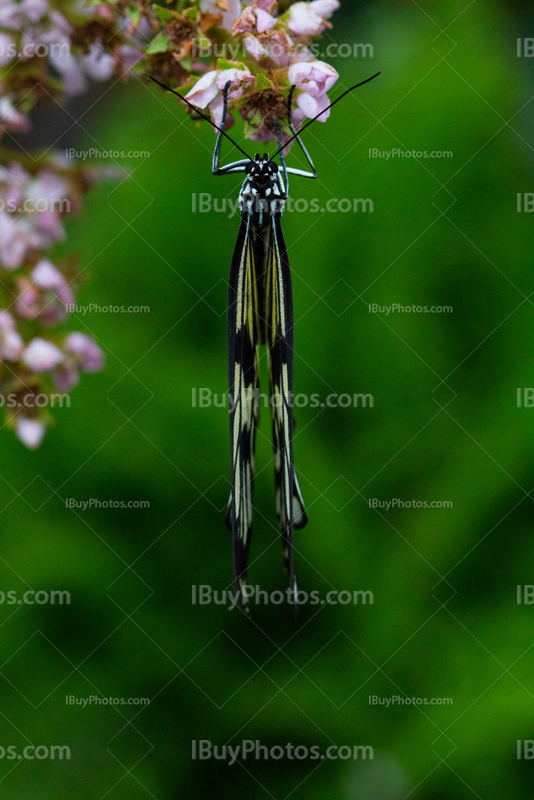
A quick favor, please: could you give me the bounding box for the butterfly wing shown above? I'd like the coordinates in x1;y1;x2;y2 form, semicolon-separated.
265;213;308;601
226;211;261;607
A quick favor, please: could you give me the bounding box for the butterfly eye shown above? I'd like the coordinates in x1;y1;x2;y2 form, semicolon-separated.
245;162;254;174
268;162;279;173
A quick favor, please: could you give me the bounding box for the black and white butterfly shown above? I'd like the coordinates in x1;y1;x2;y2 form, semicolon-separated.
151;73;379;608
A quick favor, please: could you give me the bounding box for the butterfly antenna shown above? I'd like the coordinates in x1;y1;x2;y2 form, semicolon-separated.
271;71;381;160
149;75;253;162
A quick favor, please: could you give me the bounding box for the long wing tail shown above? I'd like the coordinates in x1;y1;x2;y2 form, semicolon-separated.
265;215;308;602
226;213;261;608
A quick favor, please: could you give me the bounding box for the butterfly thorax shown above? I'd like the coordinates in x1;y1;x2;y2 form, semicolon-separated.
239;153;285;225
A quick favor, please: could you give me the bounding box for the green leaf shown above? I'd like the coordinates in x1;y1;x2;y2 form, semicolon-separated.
256;73;271;89
216;58;245;71
153;4;175;21
146;34;169;55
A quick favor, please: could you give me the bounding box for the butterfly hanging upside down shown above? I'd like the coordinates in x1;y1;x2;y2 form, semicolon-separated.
224;143;310;610
150;72;380;610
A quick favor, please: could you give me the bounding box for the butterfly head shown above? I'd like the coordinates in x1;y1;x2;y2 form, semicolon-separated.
244;153;280;193
240;154;284;221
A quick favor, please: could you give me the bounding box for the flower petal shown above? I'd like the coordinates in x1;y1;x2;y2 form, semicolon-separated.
309;0;340;19
296;91;319;119
287;2;324;36
16;417;46;449
288;61;312;85
244;35;266;60
64;332;104;372
23;337;64;372
185;69;221;109
255;7;276;33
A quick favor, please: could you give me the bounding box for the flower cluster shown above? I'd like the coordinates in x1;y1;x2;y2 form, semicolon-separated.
144;0;341;143
0;1;344;172
0;0;148;135
0;0;143;448
0;158;105;448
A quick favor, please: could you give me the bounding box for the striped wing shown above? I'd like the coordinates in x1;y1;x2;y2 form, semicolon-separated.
265;214;308;601
226;211;261;606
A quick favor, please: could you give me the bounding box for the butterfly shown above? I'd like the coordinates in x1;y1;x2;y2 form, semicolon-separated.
150;72;380;608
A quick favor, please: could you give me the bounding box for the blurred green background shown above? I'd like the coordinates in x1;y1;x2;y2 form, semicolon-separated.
2;0;534;797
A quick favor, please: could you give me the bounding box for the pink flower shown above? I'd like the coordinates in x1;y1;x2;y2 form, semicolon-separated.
35;209;65;240
0;0;48;29
233;2;275;35
0;213;31;269
244;35;266;60
0;310;23;360
20;24;65;63
214;68;254;126
23;337;64;372
0;96;31;134
262;30;311;68
64;332;104;372
287;3;323;36
0;166;69;266
5;162;30;183
89;5;113;23
0;32;14;66
28;170;68;203
209;95;235;129
17;259;74;325
309;0;340;18
288;60;338;121
15;279;40;320
56;332;104;391
295;90;331;121
233;5;255;34
23;0;49;21
81;41;115;81
185;69;220;108
0;162;69;267
288;60;338;95
53;361;79;392
49;9;71;36
116;44;143;72
27;170;68;242
15;417;46;449
216;68;255;98
187;67;254;128
254;7;276;33
287;0;339;36
0;162;30;208
200;0;242;33
32;259;73;304
2;329;23;359
49;52;86;95
49;41;114;97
